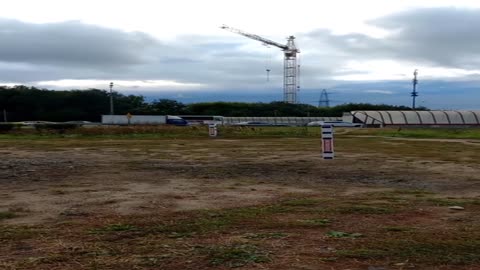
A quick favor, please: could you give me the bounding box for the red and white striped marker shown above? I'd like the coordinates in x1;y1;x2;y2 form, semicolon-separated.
322;125;334;159
209;123;218;137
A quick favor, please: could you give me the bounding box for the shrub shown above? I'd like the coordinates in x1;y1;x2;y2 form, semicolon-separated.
0;123;18;133
34;123;79;134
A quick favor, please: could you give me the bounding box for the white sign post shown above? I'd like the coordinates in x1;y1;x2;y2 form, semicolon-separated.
126;113;132;125
322;125;334;159
208;123;218;137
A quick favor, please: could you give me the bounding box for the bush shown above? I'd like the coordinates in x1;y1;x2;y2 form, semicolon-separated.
0;123;18;133
34;123;79;134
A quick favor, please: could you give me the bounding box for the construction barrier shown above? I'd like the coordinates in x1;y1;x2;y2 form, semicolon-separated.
322;125;334;159
209;123;218;137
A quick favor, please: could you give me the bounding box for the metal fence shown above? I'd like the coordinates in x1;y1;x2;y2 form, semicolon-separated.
222;117;342;126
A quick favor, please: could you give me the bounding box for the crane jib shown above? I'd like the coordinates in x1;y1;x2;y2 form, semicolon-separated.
221;25;300;104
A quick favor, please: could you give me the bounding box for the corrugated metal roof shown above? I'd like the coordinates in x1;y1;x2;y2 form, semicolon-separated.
351;111;480;125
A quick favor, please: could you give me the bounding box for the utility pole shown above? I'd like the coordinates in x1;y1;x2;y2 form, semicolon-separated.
3;108;7;122
411;69;419;109
109;82;114;115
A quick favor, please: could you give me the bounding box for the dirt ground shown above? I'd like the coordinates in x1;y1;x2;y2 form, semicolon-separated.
1;136;479;269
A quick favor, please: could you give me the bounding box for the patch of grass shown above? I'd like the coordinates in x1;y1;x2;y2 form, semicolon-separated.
389;189;435;196
22;254;71;264
0;211;16;220
49;189;67;195
366;191;480;208
337;248;388;259
366;189;434;200
136;255;173;266
90;223;138;234
0;126;324;139
298;218;331;226
0;226;37;240
207;244;270;268
8;206;30;213
421;197;479;207
243;232;288;239
383;226;415;232
152;205;290;236
326;231;363;238
153;215;235;236
338;205;395;214
349;128;480;140
282;198;320;207
338;239;480;264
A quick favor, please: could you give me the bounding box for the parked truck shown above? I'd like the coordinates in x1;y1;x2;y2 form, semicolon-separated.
101;115;188;126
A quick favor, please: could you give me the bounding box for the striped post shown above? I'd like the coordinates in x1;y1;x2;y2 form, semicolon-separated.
209;123;218;137
322;125;334;159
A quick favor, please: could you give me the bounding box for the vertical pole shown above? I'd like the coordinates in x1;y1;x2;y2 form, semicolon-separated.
109;82;114;115
3;109;7;122
411;69;418;110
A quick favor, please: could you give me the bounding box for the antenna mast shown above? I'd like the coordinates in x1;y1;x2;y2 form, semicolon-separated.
411;69;419;109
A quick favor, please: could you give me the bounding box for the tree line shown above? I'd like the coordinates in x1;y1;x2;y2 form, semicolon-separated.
0;86;421;122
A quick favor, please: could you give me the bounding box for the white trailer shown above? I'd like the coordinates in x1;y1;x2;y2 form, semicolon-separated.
101;115;187;125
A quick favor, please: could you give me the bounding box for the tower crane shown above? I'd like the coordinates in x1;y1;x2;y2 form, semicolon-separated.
221;25;300;104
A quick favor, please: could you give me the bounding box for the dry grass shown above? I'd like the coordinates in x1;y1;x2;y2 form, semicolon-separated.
1;132;480;269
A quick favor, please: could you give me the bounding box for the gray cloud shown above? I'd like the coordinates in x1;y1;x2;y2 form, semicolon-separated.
0;19;290;88
2;8;480;93
0;19;159;67
305;8;480;69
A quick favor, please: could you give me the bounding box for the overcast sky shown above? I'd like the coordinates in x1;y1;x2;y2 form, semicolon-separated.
1;0;480;108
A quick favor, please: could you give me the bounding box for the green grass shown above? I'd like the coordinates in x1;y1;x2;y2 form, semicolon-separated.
338;239;480;264
0;211;16;220
243;232;288;239
326;231;363;238
383;226;415;232
152;205;290;237
0;226;38;240
206;244;271;268
281;198;321;207
337;205;395;214
90;223;138;233
349;128;480;140
0;126;321;139
298;218;331;226
3;126;480;141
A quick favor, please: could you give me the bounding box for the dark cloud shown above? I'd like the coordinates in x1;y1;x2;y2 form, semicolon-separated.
2;8;480;96
0;19;159;67
371;8;480;68
0;19;291;88
305;8;480;69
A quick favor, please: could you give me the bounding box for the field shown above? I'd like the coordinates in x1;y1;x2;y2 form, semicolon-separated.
1;127;480;269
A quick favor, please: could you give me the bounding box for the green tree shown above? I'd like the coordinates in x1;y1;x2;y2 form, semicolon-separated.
148;99;186;115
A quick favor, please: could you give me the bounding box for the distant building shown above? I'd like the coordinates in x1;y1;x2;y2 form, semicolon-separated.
345;111;480;127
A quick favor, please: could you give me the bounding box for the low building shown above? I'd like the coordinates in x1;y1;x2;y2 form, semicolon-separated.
345;111;480;127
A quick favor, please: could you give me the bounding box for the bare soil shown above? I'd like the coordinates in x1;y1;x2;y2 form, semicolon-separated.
1;136;479;269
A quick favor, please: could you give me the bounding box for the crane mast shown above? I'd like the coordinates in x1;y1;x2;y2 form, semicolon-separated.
221;25;300;104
